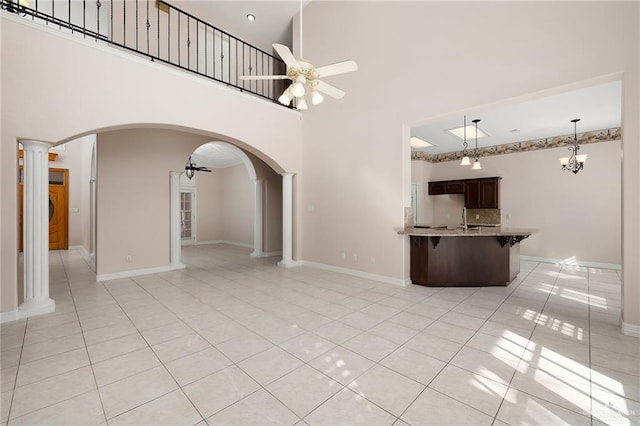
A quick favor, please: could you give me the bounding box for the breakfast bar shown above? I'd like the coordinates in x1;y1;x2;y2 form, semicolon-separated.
400;227;535;287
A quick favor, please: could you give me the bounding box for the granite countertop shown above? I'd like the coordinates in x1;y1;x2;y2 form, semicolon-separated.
399;226;537;237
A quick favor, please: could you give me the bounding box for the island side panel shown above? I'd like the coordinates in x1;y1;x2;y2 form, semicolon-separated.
410;235;513;287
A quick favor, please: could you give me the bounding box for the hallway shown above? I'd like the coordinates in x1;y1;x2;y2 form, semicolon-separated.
1;245;637;425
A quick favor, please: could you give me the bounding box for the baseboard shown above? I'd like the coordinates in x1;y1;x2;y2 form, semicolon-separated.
521;255;621;270
0;310;20;324
195;240;253;249
96;263;183;282
621;321;640;338
252;250;282;258
301;261;407;287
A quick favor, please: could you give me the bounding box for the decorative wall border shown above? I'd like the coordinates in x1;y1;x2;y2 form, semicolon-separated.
412;127;621;163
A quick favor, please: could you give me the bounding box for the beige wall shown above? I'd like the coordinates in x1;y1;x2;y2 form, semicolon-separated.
413;141;622;265
302;2;638;325
194;164;254;246
194;172;223;243
96;129;212;275
1;16;302;314
47;135;95;251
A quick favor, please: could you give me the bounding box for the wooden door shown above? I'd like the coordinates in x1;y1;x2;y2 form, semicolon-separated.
48;184;68;250
19;167;69;251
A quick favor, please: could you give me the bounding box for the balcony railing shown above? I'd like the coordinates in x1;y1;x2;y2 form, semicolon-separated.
1;0;288;105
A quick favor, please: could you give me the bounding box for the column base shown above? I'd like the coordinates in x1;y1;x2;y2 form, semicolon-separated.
170;262;186;270
277;259;302;268
18;297;56;319
250;250;265;258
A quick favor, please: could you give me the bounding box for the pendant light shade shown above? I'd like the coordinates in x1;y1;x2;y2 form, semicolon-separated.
472;159;482;170
460;156;471;166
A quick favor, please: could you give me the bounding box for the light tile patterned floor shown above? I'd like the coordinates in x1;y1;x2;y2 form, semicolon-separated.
1;244;638;425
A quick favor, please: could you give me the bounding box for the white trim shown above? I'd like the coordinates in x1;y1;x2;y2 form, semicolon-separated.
96;263;185;282
278;260;303;268
181;240;197;246
0;310;20;324
301;261;408;287
521;255;621;270
68;245;91;260
195;240;253;249
621;321;640;338
261;250;283;258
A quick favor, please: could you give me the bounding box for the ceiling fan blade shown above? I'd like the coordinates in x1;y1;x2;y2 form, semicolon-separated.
240;75;290;81
315;60;358;78
316;80;346;99
272;43;300;69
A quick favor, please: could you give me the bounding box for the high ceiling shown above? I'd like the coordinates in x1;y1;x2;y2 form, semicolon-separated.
176;1;309;49
411;80;622;155
174;3;622;160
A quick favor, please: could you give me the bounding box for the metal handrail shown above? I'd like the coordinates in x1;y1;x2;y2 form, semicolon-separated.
1;0;288;105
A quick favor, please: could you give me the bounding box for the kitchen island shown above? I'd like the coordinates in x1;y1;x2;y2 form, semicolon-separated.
399;227;535;287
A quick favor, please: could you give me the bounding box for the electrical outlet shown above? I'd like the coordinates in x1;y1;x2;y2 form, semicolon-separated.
125;254;133;262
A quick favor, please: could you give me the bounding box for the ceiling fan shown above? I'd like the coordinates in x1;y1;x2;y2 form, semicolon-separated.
240;0;357;110
184;156;212;180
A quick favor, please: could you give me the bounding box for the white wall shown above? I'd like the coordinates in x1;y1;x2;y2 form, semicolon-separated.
414;141;621;265
301;2;638;325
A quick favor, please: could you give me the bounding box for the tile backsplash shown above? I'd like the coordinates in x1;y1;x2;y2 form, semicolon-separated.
467;208;501;225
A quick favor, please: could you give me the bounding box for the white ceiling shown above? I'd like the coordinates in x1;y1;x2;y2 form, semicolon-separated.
172;4;622;158
192;142;242;168
412;80;622;155
176;1;309;49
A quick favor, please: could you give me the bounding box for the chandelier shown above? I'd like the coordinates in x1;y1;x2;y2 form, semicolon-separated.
560;119;587;174
459;116;471;166
471;119;482;170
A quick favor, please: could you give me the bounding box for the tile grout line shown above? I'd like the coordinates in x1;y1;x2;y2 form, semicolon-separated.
60;250;110;426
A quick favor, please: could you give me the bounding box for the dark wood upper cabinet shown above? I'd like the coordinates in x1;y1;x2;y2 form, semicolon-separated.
464;180;481;208
478;178;500;209
429;177;501;208
428;180;465;195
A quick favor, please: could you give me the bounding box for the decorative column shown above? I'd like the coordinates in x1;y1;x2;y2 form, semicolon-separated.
20;140;56;318
169;172;185;270
250;179;264;258
278;173;295;267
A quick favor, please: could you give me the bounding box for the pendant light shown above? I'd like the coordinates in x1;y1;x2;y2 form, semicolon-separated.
471;119;482;170
460;115;471;166
560;118;587;174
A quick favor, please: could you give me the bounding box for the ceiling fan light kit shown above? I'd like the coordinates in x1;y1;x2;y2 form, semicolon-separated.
240;0;357;110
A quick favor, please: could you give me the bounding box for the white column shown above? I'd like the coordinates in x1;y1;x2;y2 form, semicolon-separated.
250;179;264;258
19;140;56;318
170;171;185;270
278;172;295;268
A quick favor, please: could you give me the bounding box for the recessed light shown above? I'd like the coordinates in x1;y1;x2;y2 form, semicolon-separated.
410;136;433;149
246;14;256;21
447;124;488;140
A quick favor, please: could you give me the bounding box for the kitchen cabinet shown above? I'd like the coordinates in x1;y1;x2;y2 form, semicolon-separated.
428;177;501;208
464;177;500;208
428;180;465;195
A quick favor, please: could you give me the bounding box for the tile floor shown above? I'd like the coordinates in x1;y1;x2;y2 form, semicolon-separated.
1;244;639;425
